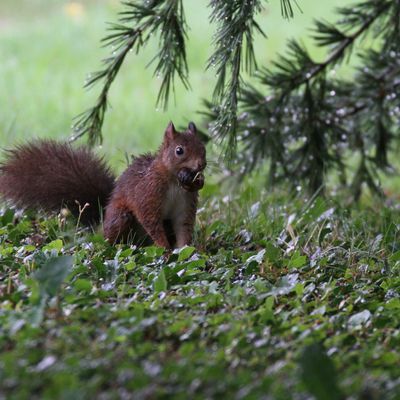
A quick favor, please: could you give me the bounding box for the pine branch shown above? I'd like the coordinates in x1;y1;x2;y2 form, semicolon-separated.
262;0;391;94
216;0;400;198
304;1;390;84
73;0;300;145
72;0;188;145
207;0;265;154
280;0;302;20
207;0;300;154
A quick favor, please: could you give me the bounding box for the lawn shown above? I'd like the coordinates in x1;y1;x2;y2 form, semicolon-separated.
1;1;400;399
1;190;399;398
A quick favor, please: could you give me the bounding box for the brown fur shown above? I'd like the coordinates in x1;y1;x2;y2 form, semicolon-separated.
103;122;206;248
0;140;115;225
0;122;206;249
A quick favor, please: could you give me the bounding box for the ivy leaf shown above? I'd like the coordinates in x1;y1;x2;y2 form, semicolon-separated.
288;254;307;268
299;343;343;400
153;269;167;293
34;256;73;297
1;208;14;226
74;279;93;294
265;242;280;263
178;246;196;262
389;250;400;263
43;239;64;253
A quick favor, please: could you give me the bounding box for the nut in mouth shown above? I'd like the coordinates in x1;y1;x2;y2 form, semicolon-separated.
191;171;203;183
177;168;205;192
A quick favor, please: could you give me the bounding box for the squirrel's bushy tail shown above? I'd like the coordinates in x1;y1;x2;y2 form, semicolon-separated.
0;140;115;225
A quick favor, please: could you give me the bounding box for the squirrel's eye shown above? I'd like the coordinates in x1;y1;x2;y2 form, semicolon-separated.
175;146;184;156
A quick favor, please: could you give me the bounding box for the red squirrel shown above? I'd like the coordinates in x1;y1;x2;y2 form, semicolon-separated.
0;122;206;249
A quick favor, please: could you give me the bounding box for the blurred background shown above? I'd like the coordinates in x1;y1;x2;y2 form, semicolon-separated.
0;0;349;170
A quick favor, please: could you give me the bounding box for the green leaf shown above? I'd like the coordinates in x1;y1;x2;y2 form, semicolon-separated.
74;279;92;293
389;250;400;263
29;297;47;326
265;242;280;263
288;254;307;268
299;344;343;400
379;352;400;366
118;248;133;258
34;256;73;297
1;208;15;226
385;298;400;310
124;261;136;271
178;246;196;262
153;269;167;293
43;239;64;253
183;259;206;269
145;246;164;258
295;283;305;296
258;296;275;323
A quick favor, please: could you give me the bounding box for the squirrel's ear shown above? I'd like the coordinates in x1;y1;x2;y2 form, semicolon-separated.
188;122;197;135
165;121;178;141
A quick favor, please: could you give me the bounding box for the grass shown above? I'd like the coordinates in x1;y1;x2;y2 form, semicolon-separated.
0;186;399;399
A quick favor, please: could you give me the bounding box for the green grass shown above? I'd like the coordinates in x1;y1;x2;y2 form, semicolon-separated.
0;0;348;169
0;187;399;399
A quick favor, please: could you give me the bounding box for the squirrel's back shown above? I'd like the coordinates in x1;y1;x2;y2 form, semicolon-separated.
0;140;115;225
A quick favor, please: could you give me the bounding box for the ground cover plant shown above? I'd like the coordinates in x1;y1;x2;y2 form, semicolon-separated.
1;185;399;399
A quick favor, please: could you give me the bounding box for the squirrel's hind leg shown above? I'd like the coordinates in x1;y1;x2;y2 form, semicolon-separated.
103;204;153;246
103;206;133;244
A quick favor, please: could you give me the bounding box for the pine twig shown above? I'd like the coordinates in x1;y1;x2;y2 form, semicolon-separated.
219;0;400;198
72;0;188;146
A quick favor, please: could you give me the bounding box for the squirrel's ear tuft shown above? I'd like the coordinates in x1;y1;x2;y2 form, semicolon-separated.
188;122;197;135
165;121;178;141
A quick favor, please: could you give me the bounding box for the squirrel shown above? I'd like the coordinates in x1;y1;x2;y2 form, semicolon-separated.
0;121;206;249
